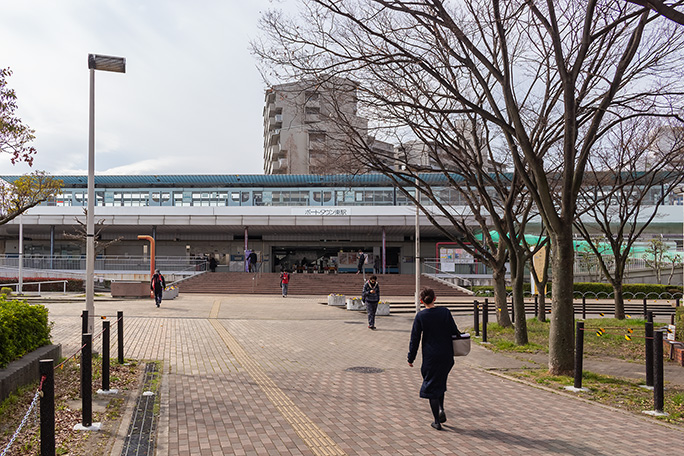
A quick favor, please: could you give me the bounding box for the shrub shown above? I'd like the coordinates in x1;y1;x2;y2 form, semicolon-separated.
0;298;52;368
0;287;11;297
677;307;684;343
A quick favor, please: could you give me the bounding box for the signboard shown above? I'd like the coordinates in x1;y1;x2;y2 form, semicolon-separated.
439;247;473;272
667;324;676;341
530;245;548;296
292;208;350;216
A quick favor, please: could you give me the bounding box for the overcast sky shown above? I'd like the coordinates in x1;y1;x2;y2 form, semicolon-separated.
0;0;288;177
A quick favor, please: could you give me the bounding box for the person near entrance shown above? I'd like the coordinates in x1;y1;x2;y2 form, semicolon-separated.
248;250;258;272
362;275;380;330
209;256;217;273
407;287;463;430
374;255;381;274
150;269;166;308
280;269;290;297
356;249;366;274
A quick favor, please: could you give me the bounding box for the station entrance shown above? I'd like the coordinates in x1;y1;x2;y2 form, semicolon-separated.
271;246;400;273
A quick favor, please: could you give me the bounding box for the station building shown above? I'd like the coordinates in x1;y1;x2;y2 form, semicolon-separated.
1;173;681;280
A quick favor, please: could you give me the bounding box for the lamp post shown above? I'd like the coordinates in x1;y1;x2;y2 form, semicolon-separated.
86;54;125;333
415;177;421;314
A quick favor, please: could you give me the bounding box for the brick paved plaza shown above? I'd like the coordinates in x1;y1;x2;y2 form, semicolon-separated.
46;294;682;455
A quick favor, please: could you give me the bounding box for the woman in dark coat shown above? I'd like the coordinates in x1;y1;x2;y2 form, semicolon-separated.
407;287;462;430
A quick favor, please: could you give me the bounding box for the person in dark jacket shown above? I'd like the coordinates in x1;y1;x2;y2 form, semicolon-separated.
407;287;462;430
362;275;380;330
150;269;166;308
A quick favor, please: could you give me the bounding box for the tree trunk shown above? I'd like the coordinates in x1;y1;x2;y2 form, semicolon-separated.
613;281;625;320
511;248;529;345
493;267;512;328
538;291;546;322
549;230;576;375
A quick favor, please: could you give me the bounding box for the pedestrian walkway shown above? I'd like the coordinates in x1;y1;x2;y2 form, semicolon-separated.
44;294;683;455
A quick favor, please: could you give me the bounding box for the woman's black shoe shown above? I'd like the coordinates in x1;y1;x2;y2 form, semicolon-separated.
431;422;442;430
438;411;446;423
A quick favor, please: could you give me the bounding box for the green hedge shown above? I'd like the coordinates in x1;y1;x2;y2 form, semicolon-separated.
0;277;84;292
472;282;683;298
677;307;684;342
0;298;52;368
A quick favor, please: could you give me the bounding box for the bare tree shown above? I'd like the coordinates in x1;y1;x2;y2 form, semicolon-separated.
63;208;123;254
574;118;684;318
254;0;684;374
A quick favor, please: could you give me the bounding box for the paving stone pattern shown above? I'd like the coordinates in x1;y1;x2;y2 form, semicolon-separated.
43;294;683;456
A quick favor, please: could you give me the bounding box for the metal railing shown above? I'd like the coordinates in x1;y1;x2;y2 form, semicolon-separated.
422;260;473;287
0;279;69;293
0;254;208;273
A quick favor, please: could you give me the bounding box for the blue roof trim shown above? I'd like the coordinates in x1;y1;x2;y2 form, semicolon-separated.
0;173;464;187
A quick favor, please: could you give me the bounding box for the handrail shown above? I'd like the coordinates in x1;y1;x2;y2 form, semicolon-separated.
0;279;69;294
421;262;472;287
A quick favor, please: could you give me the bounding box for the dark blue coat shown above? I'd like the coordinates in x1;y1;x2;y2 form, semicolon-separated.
407;306;461;398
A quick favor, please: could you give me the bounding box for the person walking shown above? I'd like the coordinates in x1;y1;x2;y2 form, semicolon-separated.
362;275;380;330
373;255;381;274
280;269;290;297
356;249;366;274
407;287;463;430
150;269;166;308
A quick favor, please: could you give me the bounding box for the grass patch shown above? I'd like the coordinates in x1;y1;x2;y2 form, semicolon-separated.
508;369;684;426
477;317;649;361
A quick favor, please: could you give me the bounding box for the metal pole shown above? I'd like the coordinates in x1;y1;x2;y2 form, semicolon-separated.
574;321;585;389
645;321;654;387
415;181;420;314
473;300;480;337
534;295;538;319
643;298;648;320
102;321;110;391
18;214;23;294
653;330;665;413
482;298;489;343
382;227;386;275
81;333;93;427
86;67;95;335
117;311;124;364
582;296;586;320
40;359;55;456
81;310;88;335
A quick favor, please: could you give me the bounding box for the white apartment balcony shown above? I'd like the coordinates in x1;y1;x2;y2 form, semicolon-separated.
268;130;280;146
271;158;288;174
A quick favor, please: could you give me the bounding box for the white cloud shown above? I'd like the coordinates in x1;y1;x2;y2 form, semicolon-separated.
0;0;278;176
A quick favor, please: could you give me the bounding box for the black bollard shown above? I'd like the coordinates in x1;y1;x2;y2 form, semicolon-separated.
645;321;654;388
81;333;92;427
676;297;680;307
511;300;515;323
482;299;489;343
117;311;124;364
582;296;586;320
473;300;480;337
40;359;55;456
534;295;538;318
102;321;110;391
653;330;665;413
574;322;585;389
81;310;88;334
647;311;654;323
643;298;648;320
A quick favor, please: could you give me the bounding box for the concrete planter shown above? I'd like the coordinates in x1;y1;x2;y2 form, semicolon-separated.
0;344;61;402
162;287;179;300
376;301;390;316
328;294;346;306
346;297;366;311
111;281;150;298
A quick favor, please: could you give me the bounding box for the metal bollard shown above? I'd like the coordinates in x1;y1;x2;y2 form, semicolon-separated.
482;298;489;343
653;330;665;413
510;300;515;323
117;311;124;364
40;359;55;456
676;297;680;307
473;300;480;337
102;321;110;391
534;295;538;318
81;310;89;334
574;322;585;389
81;333;92;427
643;298;648;320
582;296;586;320
645;321;654;388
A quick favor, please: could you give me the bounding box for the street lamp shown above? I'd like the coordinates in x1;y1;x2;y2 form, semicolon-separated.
86;54;125;333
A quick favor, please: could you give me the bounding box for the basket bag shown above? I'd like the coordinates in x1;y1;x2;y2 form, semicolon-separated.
452;333;471;357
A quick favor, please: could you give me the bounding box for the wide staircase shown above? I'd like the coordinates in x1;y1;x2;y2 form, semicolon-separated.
177;271;471;297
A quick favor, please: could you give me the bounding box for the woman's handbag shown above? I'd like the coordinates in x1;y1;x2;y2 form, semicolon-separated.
452;333;471;357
